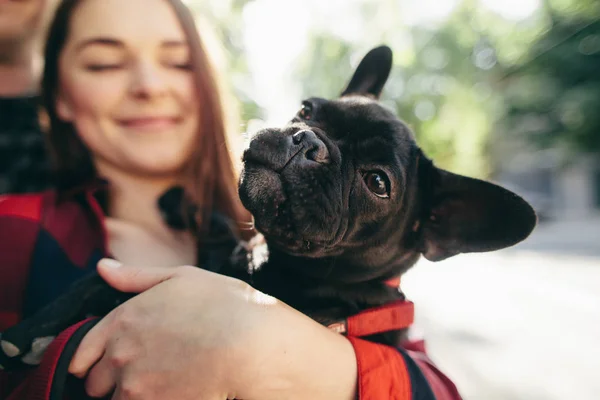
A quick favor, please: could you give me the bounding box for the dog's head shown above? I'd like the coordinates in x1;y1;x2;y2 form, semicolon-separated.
239;46;536;283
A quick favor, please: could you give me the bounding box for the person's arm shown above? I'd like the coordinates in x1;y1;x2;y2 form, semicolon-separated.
69;260;460;400
68;260;357;400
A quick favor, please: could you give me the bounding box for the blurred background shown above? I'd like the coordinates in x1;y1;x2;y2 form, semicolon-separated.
183;0;599;398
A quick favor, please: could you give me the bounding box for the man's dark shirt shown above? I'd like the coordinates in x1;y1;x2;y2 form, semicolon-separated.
0;96;51;194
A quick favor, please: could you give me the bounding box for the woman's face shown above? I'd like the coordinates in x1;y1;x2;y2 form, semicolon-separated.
57;0;199;179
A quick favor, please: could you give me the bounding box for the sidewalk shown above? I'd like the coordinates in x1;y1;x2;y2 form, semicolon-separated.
510;213;600;257
402;215;600;400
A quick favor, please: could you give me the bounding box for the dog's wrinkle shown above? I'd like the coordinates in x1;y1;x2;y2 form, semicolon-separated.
262;168;340;253
276;145;305;174
330;159;357;247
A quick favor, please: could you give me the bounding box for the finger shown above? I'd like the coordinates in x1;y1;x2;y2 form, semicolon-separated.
111;386;125;400
96;259;183;294
111;385;132;400
110;372;143;400
71;262;194;377
85;353;117;398
69;313;113;378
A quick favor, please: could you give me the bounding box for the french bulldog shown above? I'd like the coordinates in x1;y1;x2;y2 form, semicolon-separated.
0;45;536;370
235;45;537;342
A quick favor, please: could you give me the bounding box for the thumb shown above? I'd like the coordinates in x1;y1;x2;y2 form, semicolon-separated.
97;258;180;293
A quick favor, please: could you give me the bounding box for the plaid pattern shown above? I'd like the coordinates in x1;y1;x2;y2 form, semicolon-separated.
0;96;52;194
0;191;103;330
0;190;103;399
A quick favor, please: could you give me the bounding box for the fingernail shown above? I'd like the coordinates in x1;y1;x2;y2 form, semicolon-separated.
99;258;122;269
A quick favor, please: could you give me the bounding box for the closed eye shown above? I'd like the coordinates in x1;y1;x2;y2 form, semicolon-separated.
85;64;123;71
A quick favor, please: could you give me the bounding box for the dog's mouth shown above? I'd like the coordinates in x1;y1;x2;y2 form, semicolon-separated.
238;125;348;258
266;234;329;256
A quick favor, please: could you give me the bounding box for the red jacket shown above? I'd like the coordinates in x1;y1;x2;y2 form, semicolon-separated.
0;187;462;400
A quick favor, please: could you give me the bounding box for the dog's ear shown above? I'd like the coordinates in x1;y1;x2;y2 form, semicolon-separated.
340;45;393;99
418;161;537;262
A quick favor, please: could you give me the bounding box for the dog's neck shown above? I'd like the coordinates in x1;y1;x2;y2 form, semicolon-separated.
251;245;419;324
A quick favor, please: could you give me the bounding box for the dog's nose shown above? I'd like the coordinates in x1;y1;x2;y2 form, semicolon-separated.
292;130;306;145
291;129;330;164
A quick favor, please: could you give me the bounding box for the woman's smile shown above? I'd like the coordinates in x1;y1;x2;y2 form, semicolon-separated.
116;116;182;133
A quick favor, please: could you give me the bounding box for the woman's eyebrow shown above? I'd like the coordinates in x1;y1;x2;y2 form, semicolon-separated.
75;37;123;52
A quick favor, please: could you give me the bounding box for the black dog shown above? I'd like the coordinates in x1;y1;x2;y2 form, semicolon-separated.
0;45;536;368
235;45;536;341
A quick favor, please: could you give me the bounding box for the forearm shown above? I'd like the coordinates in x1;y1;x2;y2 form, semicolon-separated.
237;299;357;400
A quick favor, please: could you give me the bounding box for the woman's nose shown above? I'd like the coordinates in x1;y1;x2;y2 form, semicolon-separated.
129;61;168;99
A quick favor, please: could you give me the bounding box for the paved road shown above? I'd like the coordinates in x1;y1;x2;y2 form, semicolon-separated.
401;217;600;400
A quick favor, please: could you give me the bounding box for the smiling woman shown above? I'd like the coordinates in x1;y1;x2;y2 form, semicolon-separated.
43;0;244;228
54;2;199;179
30;0;252;273
0;1;466;400
0;0;266;396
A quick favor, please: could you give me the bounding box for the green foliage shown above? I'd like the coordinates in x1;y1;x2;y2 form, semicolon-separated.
295;36;354;100
187;0;599;179
288;2;509;177
499;10;600;154
187;0;265;124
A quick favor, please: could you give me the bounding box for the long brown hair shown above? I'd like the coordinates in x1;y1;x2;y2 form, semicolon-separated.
41;0;253;240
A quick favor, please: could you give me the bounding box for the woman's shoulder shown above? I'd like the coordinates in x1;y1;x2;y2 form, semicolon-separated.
0;189;101;267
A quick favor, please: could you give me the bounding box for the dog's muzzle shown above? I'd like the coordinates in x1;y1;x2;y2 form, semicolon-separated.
290;129;330;166
242;127;331;173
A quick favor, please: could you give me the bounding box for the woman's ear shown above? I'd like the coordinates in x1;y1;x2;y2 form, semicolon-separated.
56;93;74;121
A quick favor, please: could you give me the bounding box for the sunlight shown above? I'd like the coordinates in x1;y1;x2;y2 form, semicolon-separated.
238;0;544;122
242;0;311;123
479;0;541;20
401;0;460;26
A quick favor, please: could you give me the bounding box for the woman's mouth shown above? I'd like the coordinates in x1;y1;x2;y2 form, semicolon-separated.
117;117;181;132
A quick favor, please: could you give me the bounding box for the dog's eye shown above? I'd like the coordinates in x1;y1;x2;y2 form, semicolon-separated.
298;101;313;120
363;171;391;198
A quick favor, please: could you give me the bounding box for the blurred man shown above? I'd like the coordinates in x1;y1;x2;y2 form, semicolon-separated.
0;0;55;194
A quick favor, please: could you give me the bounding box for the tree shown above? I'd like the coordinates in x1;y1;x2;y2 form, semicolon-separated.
497;1;600;154
187;0;598;178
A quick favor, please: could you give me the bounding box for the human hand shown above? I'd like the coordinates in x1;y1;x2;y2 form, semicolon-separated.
70;259;357;400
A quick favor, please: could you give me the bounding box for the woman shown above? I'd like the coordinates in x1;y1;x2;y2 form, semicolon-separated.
0;0;461;399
